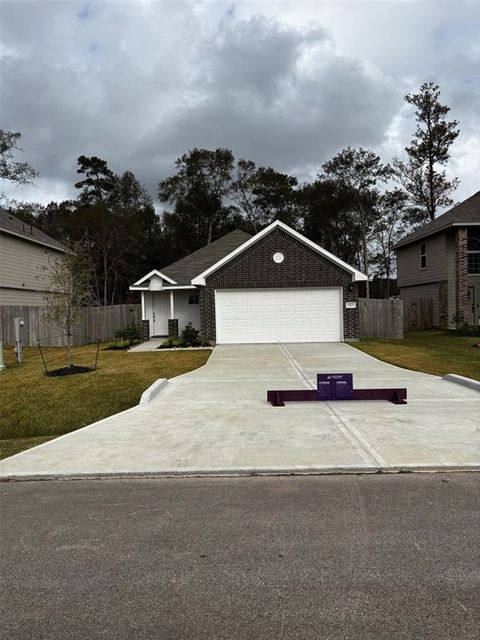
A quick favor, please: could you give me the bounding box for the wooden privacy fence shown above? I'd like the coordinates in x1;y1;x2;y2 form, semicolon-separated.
403;297;434;331
0;304;141;347
358;298;404;339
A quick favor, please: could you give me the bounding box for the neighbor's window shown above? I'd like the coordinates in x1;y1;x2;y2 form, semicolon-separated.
188;294;199;305
420;241;427;269
467;231;480;274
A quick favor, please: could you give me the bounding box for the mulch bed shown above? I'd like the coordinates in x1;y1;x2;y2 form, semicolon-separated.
46;365;93;377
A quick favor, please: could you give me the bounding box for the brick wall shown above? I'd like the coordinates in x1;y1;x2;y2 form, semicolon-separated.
200;227;359;341
455;227;469;325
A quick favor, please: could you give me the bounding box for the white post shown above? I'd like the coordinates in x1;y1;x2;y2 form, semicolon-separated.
0;341;6;371
169;290;175;319
141;291;146;320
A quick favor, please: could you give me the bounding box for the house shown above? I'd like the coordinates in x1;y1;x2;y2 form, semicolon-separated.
130;220;367;344
0;209;68;306
395;191;480;328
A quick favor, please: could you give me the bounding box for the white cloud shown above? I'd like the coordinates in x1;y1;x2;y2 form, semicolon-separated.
1;0;478;208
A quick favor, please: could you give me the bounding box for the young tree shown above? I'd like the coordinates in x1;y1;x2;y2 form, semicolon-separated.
159;148;235;244
322;147;392;297
0;130;38;201
394;82;460;223
43;247;95;368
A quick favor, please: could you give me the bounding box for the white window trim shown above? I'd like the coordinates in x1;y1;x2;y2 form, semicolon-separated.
420;241;428;270
191;220;367;285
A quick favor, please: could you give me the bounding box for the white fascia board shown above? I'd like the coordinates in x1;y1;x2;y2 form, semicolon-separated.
131;269;177;287
191;219;367;284
129;284;197;292
452;222;480;226
162;285;197;290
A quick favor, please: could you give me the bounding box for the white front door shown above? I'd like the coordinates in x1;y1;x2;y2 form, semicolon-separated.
152;293;169;336
215;288;343;344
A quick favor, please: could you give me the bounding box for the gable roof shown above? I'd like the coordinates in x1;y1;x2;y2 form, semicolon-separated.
160;229;252;285
394;191;480;249
0;209;66;252
192;220;367;284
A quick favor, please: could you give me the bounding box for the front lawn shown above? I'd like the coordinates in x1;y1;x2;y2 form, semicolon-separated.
351;330;480;381
0;344;210;460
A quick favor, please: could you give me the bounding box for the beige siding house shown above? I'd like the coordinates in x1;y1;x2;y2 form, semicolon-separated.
0;210;67;306
395;191;480;328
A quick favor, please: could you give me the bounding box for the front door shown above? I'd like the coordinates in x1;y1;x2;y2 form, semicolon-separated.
152;294;169;336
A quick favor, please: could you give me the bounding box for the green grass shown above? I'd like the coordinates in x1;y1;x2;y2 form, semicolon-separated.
0;344;210;460
351;330;480;380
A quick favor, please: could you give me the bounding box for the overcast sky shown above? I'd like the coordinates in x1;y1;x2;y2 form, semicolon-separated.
1;0;479;210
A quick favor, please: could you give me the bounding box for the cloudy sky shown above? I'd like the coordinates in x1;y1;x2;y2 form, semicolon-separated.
1;0;479;209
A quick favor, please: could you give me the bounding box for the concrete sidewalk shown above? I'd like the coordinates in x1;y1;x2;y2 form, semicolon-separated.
0;343;479;478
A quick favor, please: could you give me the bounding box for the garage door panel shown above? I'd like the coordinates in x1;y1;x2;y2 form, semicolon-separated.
215;288;342;344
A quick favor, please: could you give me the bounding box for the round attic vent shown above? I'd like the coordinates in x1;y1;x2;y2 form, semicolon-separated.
273;252;284;264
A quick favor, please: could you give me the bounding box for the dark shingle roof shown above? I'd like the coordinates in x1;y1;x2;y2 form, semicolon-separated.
0;209;66;251
395;191;480;249
162;229;252;284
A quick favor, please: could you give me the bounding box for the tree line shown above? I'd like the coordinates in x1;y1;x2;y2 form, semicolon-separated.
1;82;460;304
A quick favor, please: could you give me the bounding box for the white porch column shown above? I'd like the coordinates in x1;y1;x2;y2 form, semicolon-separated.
169;290;175;319
141;291;146;320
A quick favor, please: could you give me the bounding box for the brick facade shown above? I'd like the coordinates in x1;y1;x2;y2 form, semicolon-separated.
139;319;150;341
200;227;359;342
455;227;469;326
168;319;179;338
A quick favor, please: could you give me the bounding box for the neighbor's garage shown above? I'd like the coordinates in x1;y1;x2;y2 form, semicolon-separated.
215;288;342;344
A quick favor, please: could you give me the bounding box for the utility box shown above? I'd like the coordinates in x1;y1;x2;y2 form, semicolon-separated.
14;317;25;363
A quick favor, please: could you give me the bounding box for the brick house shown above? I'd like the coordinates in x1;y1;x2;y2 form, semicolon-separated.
130;220;367;343
395;191;480;328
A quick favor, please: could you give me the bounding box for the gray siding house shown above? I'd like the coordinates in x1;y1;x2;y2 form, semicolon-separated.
0;210;67;306
395;191;480;328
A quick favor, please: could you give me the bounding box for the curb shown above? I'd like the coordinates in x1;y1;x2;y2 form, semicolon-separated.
2;463;480;482
139;378;169;405
442;373;480;392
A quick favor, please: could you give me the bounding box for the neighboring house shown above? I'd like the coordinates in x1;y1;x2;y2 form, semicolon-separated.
0;209;67;306
395;191;480;328
130;220;367;344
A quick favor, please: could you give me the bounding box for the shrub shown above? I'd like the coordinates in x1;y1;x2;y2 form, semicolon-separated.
115;323;142;346
158;337;185;349
180;322;200;346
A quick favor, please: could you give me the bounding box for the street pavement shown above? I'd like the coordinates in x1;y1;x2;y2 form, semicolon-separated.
1;473;479;639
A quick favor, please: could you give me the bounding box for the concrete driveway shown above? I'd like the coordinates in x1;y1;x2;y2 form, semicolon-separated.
1;343;479;478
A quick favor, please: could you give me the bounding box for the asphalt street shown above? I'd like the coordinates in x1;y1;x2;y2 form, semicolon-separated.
1;474;479;639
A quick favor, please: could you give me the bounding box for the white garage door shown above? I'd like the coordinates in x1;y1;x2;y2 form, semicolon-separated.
215;288;342;344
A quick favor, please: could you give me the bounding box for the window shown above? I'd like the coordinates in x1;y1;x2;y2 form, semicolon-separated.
420;241;427;269
188;293;199;305
467;231;480;275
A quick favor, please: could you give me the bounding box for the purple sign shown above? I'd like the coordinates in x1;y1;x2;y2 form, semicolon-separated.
317;373;353;401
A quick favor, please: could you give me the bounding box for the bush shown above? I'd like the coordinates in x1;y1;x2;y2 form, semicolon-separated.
115;323;142;346
158;337;184;349
102;340;131;351
451;312;480;336
180;322;200;346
